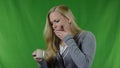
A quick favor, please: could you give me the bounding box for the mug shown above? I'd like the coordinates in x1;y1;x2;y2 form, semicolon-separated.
36;49;45;59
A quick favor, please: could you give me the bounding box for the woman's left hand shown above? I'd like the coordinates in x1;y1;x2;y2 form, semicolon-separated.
54;22;72;40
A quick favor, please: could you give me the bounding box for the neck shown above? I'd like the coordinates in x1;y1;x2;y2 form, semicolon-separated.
60;41;66;47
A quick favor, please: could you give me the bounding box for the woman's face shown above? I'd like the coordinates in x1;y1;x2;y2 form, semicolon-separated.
49;11;69;31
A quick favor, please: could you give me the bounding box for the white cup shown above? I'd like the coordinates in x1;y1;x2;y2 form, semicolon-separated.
36;49;45;59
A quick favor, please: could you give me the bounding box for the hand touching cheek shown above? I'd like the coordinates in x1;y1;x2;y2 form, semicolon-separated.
54;22;72;40
54;30;67;40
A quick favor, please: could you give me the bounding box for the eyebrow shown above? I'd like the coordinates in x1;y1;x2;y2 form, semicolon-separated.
51;19;60;23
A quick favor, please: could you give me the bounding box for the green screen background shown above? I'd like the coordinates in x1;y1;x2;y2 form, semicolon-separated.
0;0;120;68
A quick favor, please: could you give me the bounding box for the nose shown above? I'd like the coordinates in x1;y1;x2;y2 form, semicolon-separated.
52;24;57;29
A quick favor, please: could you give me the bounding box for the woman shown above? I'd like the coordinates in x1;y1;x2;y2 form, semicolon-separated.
32;5;96;68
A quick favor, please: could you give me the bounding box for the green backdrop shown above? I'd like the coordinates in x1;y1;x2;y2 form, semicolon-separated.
0;0;120;68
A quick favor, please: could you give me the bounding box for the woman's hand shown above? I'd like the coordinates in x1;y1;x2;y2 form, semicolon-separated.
54;22;72;40
32;49;45;63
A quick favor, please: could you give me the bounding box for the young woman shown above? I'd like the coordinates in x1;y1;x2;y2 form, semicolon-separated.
32;5;96;68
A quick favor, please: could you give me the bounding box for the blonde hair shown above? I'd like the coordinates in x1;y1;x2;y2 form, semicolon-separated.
44;5;82;62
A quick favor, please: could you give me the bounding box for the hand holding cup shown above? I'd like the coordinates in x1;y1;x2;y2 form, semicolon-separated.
32;49;45;63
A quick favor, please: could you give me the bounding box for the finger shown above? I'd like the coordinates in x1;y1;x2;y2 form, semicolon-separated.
54;31;59;35
32;50;37;57
36;50;41;58
55;30;64;33
55;31;64;36
33;53;42;60
32;49;41;57
34;57;43;62
36;58;43;62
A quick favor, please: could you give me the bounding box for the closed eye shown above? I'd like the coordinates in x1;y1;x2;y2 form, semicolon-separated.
50;19;60;25
56;20;60;23
54;19;60;23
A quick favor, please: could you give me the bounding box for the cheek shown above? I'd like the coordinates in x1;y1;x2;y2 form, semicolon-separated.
59;22;64;26
63;18;69;24
57;24;62;29
59;20;65;26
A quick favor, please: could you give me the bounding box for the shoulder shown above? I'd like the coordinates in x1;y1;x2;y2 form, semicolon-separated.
74;31;96;42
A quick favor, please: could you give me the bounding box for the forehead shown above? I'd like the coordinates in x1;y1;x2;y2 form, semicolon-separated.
49;12;62;21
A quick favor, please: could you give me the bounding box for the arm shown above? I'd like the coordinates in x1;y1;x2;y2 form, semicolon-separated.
38;59;48;68
63;32;96;68
32;49;48;68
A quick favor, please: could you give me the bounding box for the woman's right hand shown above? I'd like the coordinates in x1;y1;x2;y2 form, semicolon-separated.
32;49;45;63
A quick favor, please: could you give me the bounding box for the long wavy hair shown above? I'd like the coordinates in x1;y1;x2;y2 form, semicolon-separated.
44;5;82;62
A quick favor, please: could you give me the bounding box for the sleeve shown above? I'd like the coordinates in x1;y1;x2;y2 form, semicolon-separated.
63;32;96;68
38;59;48;68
